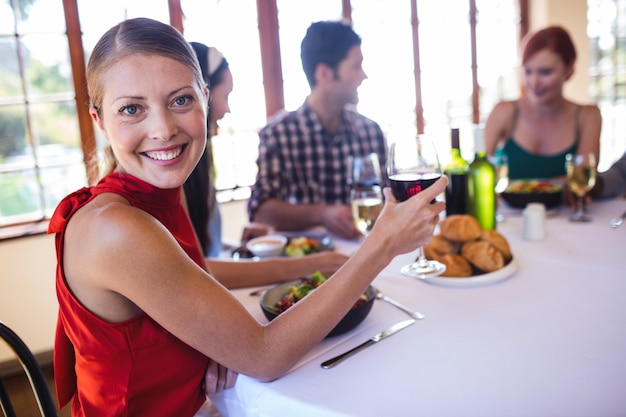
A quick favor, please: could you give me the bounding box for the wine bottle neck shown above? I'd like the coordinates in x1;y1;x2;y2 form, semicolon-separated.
450;128;460;150
473;124;486;154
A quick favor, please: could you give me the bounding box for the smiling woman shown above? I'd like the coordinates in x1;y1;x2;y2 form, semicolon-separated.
47;18;228;415
46;16;449;415
90;54;208;188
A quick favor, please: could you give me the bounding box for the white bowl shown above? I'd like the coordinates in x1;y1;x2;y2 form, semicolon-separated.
246;234;288;258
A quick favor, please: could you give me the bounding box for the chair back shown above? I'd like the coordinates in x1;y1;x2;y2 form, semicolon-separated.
0;321;57;417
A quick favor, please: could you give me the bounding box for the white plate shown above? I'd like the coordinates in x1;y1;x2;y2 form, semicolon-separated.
418;257;518;288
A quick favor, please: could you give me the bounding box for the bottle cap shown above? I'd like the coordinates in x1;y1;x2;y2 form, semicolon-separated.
473;125;485;153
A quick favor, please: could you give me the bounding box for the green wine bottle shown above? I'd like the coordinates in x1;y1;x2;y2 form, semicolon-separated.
466;125;496;230
443;128;469;216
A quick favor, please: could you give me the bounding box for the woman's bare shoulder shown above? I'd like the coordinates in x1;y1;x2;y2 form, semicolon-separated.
69;193;147;238
575;103;602;138
485;100;517;151
487;100;517;123
65;193;174;276
493;99;517;111
579;103;601;119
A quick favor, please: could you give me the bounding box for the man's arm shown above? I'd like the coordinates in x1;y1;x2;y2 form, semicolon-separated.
247;125;284;222
596;151;626;198
254;199;361;239
253;199;323;230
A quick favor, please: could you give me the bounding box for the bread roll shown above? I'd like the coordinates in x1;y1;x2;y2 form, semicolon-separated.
423;235;456;260
480;229;512;262
461;241;504;272
440;215;482;242
437;253;473;277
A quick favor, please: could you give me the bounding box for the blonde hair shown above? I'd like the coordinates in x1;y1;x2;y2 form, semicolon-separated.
87;18;205;175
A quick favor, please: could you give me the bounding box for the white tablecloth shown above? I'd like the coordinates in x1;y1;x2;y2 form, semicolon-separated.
211;198;626;417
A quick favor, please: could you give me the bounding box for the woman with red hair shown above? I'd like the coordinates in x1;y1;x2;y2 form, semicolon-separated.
485;26;601;180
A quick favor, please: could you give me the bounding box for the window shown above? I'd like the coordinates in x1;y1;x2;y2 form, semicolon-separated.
0;0;532;235
0;0;84;227
274;0;520;159
588;0;626;170
181;0;266;200
351;0;520;160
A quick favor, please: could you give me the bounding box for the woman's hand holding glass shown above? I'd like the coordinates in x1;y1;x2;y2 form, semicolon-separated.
363;178;447;264
387;135;447;278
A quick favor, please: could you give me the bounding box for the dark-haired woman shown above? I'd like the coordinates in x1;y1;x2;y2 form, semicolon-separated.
184;42;231;258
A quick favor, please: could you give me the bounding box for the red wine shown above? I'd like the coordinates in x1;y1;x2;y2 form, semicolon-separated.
389;173;441;202
443;128;469;216
445;173;468;215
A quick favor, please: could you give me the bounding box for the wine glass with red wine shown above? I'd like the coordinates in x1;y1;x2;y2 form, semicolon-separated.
387;135;446;279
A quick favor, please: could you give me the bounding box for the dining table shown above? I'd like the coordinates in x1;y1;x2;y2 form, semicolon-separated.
210;197;626;417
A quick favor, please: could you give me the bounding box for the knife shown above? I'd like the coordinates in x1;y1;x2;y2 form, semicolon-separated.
321;319;416;369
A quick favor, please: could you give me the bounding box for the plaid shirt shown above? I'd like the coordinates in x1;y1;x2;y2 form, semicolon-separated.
248;101;387;220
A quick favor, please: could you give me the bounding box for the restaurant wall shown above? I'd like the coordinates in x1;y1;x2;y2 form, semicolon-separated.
530;0;590;103
0;234;57;362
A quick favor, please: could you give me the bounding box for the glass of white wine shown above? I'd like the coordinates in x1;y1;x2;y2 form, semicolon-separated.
348;154;383;236
350;186;383;236
565;152;597;222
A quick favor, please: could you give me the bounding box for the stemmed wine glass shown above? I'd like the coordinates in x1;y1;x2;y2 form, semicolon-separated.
348;154;383;236
565;152;596;222
387;135;446;278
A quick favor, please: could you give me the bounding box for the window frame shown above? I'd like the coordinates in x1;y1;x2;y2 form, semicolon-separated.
0;0;528;239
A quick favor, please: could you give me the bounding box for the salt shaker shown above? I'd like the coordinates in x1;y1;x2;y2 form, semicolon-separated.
523;203;546;241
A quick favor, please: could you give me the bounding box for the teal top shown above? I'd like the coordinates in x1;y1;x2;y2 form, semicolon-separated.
503;102;580;180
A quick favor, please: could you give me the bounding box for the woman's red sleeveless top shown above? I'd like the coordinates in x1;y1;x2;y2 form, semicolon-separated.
48;173;208;416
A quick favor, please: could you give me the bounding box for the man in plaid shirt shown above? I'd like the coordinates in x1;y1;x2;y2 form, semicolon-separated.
247;20;387;239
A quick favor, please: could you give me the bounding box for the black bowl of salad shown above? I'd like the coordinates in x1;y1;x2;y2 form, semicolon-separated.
500;179;564;209
260;272;375;337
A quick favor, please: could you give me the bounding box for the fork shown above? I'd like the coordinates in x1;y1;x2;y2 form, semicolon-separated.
610;208;626;228
374;287;425;320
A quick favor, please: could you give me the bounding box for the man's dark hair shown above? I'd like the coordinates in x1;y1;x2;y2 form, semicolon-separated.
300;20;361;88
